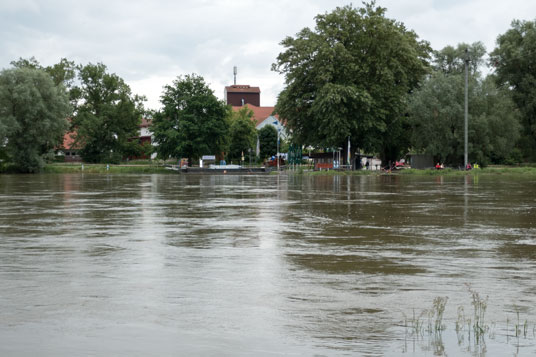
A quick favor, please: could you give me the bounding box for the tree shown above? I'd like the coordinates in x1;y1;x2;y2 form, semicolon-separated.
408;66;520;166
11;57;79;100
258;125;278;160
272;3;431;162
259;125;277;160
227;106;257;162
152;74;228;162
490;19;536;160
472;76;522;164
0;67;71;172
433;42;487;75
73;63;145;163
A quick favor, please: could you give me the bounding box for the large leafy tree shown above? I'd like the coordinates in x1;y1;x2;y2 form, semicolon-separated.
73;63;145;163
409;44;521;166
490;20;536;160
433;42;487;75
152;74;228;162
227;106;257;161
0;67;71;172
272;3;431;162
258;125;278;160
10;57;79;103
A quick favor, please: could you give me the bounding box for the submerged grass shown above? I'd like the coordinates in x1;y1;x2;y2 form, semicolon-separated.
404;287;536;352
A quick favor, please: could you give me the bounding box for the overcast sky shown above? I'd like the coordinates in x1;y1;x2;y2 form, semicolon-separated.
1;0;535;110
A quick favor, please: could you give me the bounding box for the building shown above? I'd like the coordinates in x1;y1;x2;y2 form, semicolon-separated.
231;104;286;138
138;118;153;146
224;84;261;107
58;131;82;162
130;117;157;160
57;118;156;162
226;83;285;137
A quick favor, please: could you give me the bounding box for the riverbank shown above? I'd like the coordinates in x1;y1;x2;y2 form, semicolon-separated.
42;163;173;174
296;165;536;176
2;163;536;175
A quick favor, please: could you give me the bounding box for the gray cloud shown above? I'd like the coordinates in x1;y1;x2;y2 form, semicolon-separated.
1;0;535;110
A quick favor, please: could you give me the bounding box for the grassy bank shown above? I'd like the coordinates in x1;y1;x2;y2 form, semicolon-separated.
42;163;173;174
290;165;536;176
3;162;536;176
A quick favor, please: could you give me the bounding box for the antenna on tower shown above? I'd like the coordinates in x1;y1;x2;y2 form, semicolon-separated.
233;66;237;85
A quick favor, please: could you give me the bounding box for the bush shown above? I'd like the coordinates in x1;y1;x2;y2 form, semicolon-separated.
504;148;523;165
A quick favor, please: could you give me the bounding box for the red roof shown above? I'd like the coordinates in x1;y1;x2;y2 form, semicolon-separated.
232;104;278;126
225;85;261;93
62;131;81;150
140;117;152;128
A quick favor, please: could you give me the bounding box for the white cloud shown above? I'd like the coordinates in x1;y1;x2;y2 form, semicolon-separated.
2;0;536;110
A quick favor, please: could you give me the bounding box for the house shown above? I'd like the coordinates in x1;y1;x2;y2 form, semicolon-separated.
230;104;286;139
226;84;286;137
58;131;82;162
139;118;153;146
225;83;286;158
130;117;157;160
57;117;157;162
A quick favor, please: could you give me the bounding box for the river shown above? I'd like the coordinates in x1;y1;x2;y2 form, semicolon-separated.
0;173;535;356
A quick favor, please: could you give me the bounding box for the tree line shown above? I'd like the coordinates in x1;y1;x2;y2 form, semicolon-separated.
273;3;536;166
1;2;535;172
0;60;278;172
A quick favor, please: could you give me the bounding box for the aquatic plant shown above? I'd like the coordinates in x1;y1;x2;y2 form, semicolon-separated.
431;296;448;333
513;307;530;338
468;286;489;343
403;308;427;337
403;291;536;355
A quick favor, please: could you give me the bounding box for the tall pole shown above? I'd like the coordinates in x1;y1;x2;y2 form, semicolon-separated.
276;129;280;172
347;136;351;168
233;66;237;85
464;48;469;170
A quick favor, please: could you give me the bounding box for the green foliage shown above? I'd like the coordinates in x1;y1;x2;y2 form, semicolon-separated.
433;42;487;75
258;125;278;160
490;19;536;161
10;56;41;70
10;57;79;107
73;63;145;163
227;106;257;161
408;45;521;166
0;67;71;172
152;74;229;161
272;3;431;162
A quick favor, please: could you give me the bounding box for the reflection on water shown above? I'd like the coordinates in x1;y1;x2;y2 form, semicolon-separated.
0;173;535;355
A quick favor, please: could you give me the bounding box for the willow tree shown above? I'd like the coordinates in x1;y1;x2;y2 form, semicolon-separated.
490;19;536;161
0;67;71;172
272;3;431;162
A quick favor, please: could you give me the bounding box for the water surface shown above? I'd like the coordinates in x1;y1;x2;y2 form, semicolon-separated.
1;173;535;355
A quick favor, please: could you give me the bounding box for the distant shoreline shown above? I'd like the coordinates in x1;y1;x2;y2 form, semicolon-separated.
1;163;535;175
298;166;536;176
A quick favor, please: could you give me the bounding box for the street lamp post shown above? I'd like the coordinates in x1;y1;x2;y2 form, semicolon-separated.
464;48;469;170
277;129;280;172
273;120;281;172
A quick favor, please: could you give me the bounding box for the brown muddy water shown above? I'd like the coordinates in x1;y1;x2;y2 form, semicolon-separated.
0;173;535;356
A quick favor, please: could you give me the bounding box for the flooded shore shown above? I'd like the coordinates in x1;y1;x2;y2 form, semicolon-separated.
1;173;535;355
